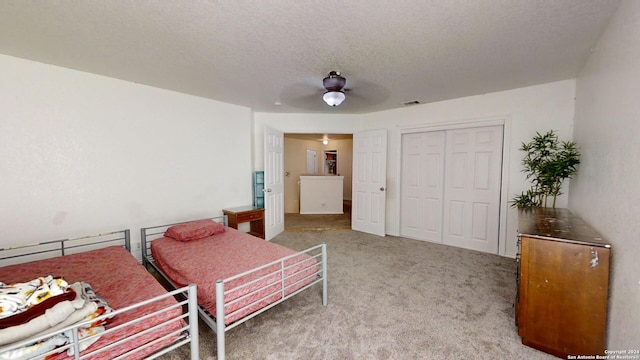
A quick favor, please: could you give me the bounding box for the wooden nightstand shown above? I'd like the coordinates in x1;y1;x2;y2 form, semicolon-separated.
222;206;265;239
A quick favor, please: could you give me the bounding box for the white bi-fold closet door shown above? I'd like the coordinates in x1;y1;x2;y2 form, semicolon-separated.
400;125;503;254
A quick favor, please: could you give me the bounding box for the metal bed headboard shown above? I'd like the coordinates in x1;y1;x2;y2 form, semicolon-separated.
140;216;227;267
0;229;131;266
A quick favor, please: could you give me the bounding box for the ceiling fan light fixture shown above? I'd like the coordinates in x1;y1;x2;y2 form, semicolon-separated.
323;91;345;107
322;71;347;107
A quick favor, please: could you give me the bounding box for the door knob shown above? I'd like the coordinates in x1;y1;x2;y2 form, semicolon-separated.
380;187;385;191
266;188;273;192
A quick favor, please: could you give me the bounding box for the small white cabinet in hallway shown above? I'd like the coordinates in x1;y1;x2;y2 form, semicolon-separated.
299;175;344;214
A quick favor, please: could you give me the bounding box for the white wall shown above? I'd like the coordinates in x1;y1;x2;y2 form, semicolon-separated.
570;0;640;349
363;80;576;257
283;137;317;213
329;138;353;200
0;55;253;254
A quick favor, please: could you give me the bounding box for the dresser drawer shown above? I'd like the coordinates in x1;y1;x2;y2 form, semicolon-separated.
236;210;263;222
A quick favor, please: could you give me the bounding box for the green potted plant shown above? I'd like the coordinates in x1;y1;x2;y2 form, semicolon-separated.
511;130;580;209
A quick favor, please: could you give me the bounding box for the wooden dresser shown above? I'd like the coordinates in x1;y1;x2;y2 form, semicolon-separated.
516;208;610;358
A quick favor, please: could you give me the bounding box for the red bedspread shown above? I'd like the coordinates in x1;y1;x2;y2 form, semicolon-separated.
0;246;181;360
151;227;318;325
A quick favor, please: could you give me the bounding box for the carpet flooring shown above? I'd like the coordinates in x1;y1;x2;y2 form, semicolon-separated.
284;203;351;231
158;229;556;360
284;213;351;231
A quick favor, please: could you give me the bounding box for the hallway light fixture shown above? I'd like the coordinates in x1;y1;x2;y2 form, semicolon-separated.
322;139;329;145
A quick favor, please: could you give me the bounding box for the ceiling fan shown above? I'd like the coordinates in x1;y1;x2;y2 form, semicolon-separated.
279;70;386;111
322;71;347;107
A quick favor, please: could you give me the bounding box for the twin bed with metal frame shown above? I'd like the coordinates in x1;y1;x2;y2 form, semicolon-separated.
0;230;199;360
0;218;328;360
140;216;328;360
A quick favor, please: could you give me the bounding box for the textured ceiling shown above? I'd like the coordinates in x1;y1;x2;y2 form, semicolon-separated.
0;1;620;114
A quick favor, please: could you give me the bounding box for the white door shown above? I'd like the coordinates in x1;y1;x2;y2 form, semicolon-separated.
442;126;503;253
352;129;387;236
305;149;316;174
400;131;446;242
264;126;284;240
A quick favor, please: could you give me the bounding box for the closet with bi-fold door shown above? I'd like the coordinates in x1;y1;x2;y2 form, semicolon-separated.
400;125;503;254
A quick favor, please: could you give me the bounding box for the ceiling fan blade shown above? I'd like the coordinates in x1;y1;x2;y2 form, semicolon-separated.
278;76;391;112
279;82;329;111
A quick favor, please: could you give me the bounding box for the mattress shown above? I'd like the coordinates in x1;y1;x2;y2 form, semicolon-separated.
0;246;182;360
151;227;318;325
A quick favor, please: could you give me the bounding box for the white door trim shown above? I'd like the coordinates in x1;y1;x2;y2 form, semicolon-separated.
396;116;511;256
398;117;506;133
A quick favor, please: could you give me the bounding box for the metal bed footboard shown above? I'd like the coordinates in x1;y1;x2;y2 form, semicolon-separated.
0;285;199;360
0;230;200;360
141;217;328;360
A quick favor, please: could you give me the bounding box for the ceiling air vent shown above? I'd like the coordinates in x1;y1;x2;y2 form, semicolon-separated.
403;100;421;106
